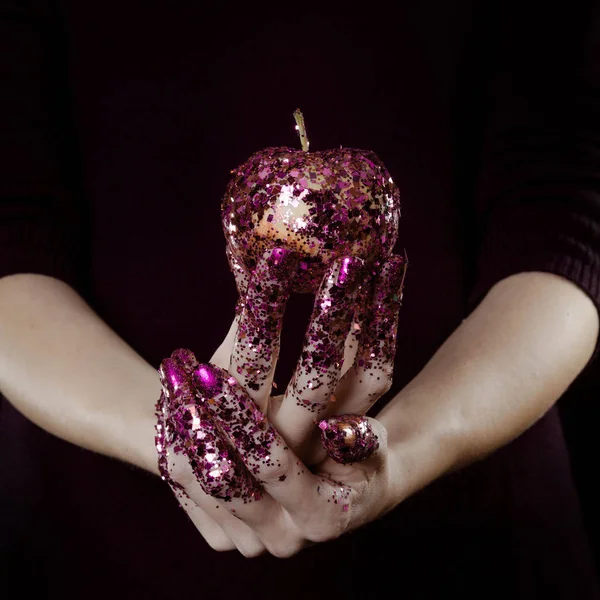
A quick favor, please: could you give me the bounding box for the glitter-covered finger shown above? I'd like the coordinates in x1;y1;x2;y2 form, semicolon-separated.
225;243;250;302
194;363;284;479
334;251;408;414
192;362;359;533
229;247;299;408
157;352;262;503
285;256;366;413
156;387;234;538
358;252;407;372
269;257;366;458
194;363;342;515
172;402;262;502
319;415;380;465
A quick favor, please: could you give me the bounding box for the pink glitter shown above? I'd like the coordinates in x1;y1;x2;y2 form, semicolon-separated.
221;146;401;294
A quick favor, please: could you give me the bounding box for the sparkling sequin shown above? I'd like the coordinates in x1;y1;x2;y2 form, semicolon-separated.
287;256;365;413
156;350;262;502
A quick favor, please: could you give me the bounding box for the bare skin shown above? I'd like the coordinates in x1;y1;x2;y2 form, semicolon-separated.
0;269;597;556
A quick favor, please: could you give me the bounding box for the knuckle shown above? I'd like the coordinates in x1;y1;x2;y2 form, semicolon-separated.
378;376;393;395
362;372;392;400
303;518;346;544
257;453;292;485
168;454;196;488
304;526;339;544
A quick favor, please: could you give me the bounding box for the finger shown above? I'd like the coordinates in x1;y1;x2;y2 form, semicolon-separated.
334;251;408;415
228;246;299;411
193;363;353;533
210;316;240;369
274;256;366;452
318;414;380;465
168;451;267;558
171;485;236;552
159;353;262;502
209;244;249;371
225;242;250;298
314;415;389;491
157;353;268;555
156;384;235;551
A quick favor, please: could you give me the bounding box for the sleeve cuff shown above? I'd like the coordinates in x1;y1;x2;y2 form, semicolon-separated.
466;197;600;372
0;215;83;292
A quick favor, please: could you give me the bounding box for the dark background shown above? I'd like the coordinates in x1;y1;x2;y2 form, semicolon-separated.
1;0;599;595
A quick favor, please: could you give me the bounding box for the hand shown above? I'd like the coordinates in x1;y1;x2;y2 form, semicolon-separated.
157;267;600;559
219;245;408;464
158;360;395;558
156;247;407;555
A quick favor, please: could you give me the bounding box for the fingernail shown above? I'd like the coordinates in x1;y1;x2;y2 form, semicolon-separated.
335;256;364;288
169;402;263;502
265;246;299;281
319;415;379;464
268;246;295;267
192;363;223;397
170;348;199;373
159;357;193;398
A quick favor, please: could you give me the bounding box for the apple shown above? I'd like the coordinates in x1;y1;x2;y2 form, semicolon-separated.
221;115;401;293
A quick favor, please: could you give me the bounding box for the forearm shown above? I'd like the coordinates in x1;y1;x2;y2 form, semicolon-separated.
0;273;161;475
379;271;599;505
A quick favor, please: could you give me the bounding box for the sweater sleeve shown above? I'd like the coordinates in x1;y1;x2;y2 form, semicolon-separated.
0;0;87;291
466;0;600;371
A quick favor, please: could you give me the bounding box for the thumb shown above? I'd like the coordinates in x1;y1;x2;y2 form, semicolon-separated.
318;415;385;465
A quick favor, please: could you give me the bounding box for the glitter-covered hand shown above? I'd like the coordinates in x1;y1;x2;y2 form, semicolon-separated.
222;244;407;463
157;358;396;558
155;246;407;555
277;251;407;462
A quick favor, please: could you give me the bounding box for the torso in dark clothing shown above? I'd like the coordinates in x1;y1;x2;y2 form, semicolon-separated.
1;1;600;597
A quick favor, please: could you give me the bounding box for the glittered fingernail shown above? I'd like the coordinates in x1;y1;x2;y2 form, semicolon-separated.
319;415;379;464
268;246;296;268
170;348;199;373
335;256;364;288
192;363;223;397
170;402;262;502
159;357;193;398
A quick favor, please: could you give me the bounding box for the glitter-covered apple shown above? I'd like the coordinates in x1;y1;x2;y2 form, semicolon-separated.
222;110;401;292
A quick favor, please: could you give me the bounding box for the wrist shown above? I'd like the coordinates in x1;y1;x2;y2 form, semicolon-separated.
380;387;464;508
377;271;599;507
0;274;163;475
117;362;163;476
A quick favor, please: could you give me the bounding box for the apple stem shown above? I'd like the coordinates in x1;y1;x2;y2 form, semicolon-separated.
293;109;310;152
